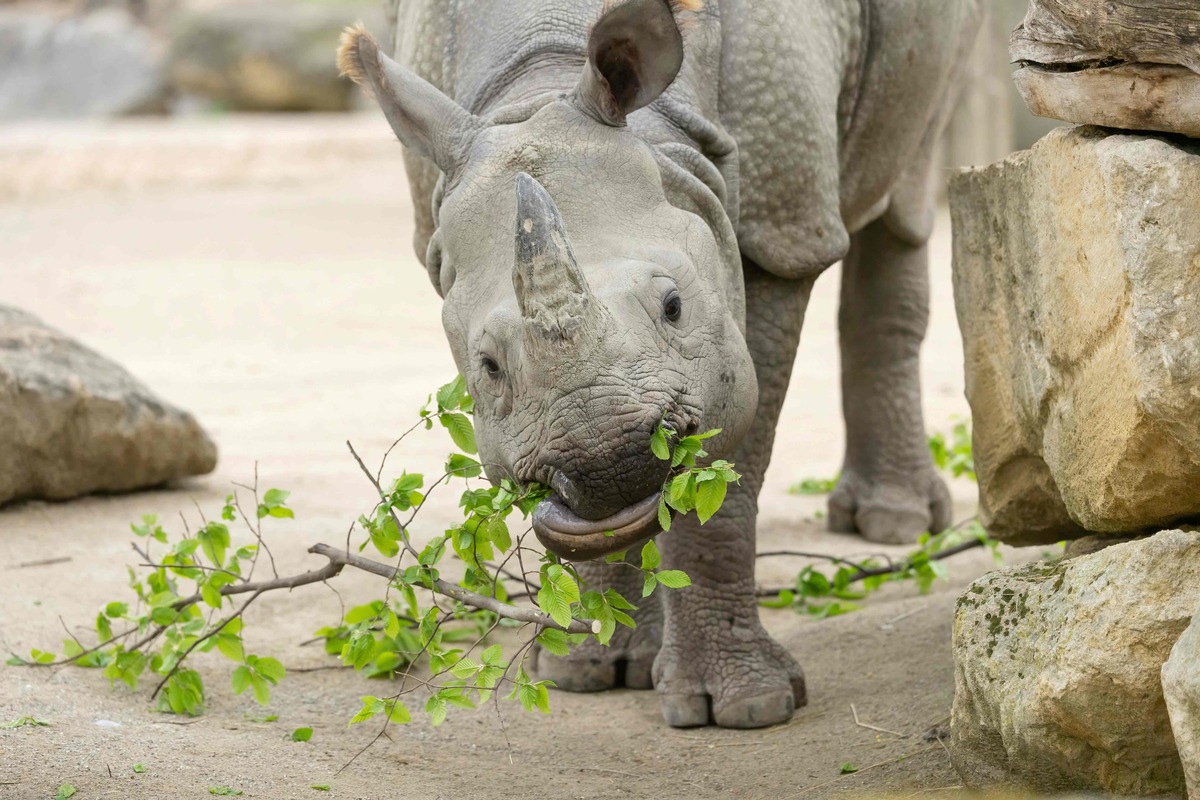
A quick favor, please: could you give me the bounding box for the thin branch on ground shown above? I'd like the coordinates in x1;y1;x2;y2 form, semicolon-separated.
850;703;907;737
754;534;986;598
308;544;595;634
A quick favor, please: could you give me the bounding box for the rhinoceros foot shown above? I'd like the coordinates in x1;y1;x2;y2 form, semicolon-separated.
652;618;806;729
827;467;952;545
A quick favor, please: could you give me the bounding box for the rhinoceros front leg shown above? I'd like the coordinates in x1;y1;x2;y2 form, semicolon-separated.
653;262;813;728
828;217;952;544
529;553;662;691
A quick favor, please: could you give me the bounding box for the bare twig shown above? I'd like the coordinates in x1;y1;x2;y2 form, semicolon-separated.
755;551;872;571
16;556;71;569
851;703;907;737
787;745;939;798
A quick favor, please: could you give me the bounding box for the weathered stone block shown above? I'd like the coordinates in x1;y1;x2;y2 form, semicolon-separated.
951;529;1198;796
0;306;217;506
169;2;384;112
0;8;166;121
1163;602;1200;800
952;126;1200;544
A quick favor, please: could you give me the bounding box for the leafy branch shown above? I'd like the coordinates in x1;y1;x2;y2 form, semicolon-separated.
9;376;702;733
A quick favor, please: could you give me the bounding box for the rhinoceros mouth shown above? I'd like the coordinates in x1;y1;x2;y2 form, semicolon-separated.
532;492;663;562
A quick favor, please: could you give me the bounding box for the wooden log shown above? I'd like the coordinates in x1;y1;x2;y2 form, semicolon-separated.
1010;0;1200;136
1011;0;1200;74
1014;62;1200;137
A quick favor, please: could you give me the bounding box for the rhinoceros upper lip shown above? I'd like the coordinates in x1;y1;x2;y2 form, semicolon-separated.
532;492;663;562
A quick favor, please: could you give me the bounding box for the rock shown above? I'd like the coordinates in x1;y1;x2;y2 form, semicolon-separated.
169;2;383;112
950;529;1197;796
1163;602;1200;800
0;306;217;506
951;126;1200;544
0;8;166;121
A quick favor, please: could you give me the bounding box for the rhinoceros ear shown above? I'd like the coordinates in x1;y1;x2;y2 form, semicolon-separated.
573;0;690;126
338;24;482;174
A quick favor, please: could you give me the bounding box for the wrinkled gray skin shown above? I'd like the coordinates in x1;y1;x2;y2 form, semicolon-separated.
342;0;982;728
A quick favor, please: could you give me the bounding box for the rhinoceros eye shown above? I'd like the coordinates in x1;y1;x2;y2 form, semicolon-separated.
662;291;682;323
481;355;502;378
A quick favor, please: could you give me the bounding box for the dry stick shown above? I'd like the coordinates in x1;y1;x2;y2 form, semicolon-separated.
787;745;939;798
16;556;71;569
850;703;907;738
755;551;873;571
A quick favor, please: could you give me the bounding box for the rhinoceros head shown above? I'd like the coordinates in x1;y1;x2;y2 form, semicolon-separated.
339;0;756;559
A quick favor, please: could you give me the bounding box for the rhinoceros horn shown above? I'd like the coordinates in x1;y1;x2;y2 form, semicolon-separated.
512;173;597;341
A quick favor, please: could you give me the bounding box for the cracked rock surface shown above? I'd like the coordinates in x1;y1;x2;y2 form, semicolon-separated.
952;126;1200;543
951;529;1199;796
0;305;217;506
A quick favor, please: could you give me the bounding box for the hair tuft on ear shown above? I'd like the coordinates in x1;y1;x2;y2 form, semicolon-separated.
337;23;373;90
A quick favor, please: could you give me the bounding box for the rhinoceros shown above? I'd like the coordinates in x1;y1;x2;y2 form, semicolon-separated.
339;0;983;728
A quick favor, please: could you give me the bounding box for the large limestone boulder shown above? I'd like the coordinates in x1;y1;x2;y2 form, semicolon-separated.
169;2;383;112
0;8;166;121
950;529;1198;796
0;306;217;506
952;126;1200;544
1163;603;1200;800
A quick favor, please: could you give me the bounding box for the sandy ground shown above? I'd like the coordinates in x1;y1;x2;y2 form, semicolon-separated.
0;115;1027;800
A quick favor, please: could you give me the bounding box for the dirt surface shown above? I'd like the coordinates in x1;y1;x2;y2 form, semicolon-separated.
0;115;1028;800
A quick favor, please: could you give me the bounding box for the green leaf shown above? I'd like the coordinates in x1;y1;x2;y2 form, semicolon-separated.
349;696;378;725
655;570;692;589
640;540;661;571
310;786;331;792
650;425;671;461
201;578;224;610
290;726;313;742
249;673;270;706
788;474;839;496
437;374;468;412
150;606;179;627
105;602;129;619
536;628;570;657
426;694;448;727
840;763;858;775
231;666;252;695
536;582;573;630
29;649;55;664
208;787;243;796
254;656;286;683
446;453;482;479
197;523;230;568
695;477;727;524
132;763;147;774
0;716;49;728
440;412;477;455
642;572;657;597
55;784;77;800
368;515;402;559
657;496;672;532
